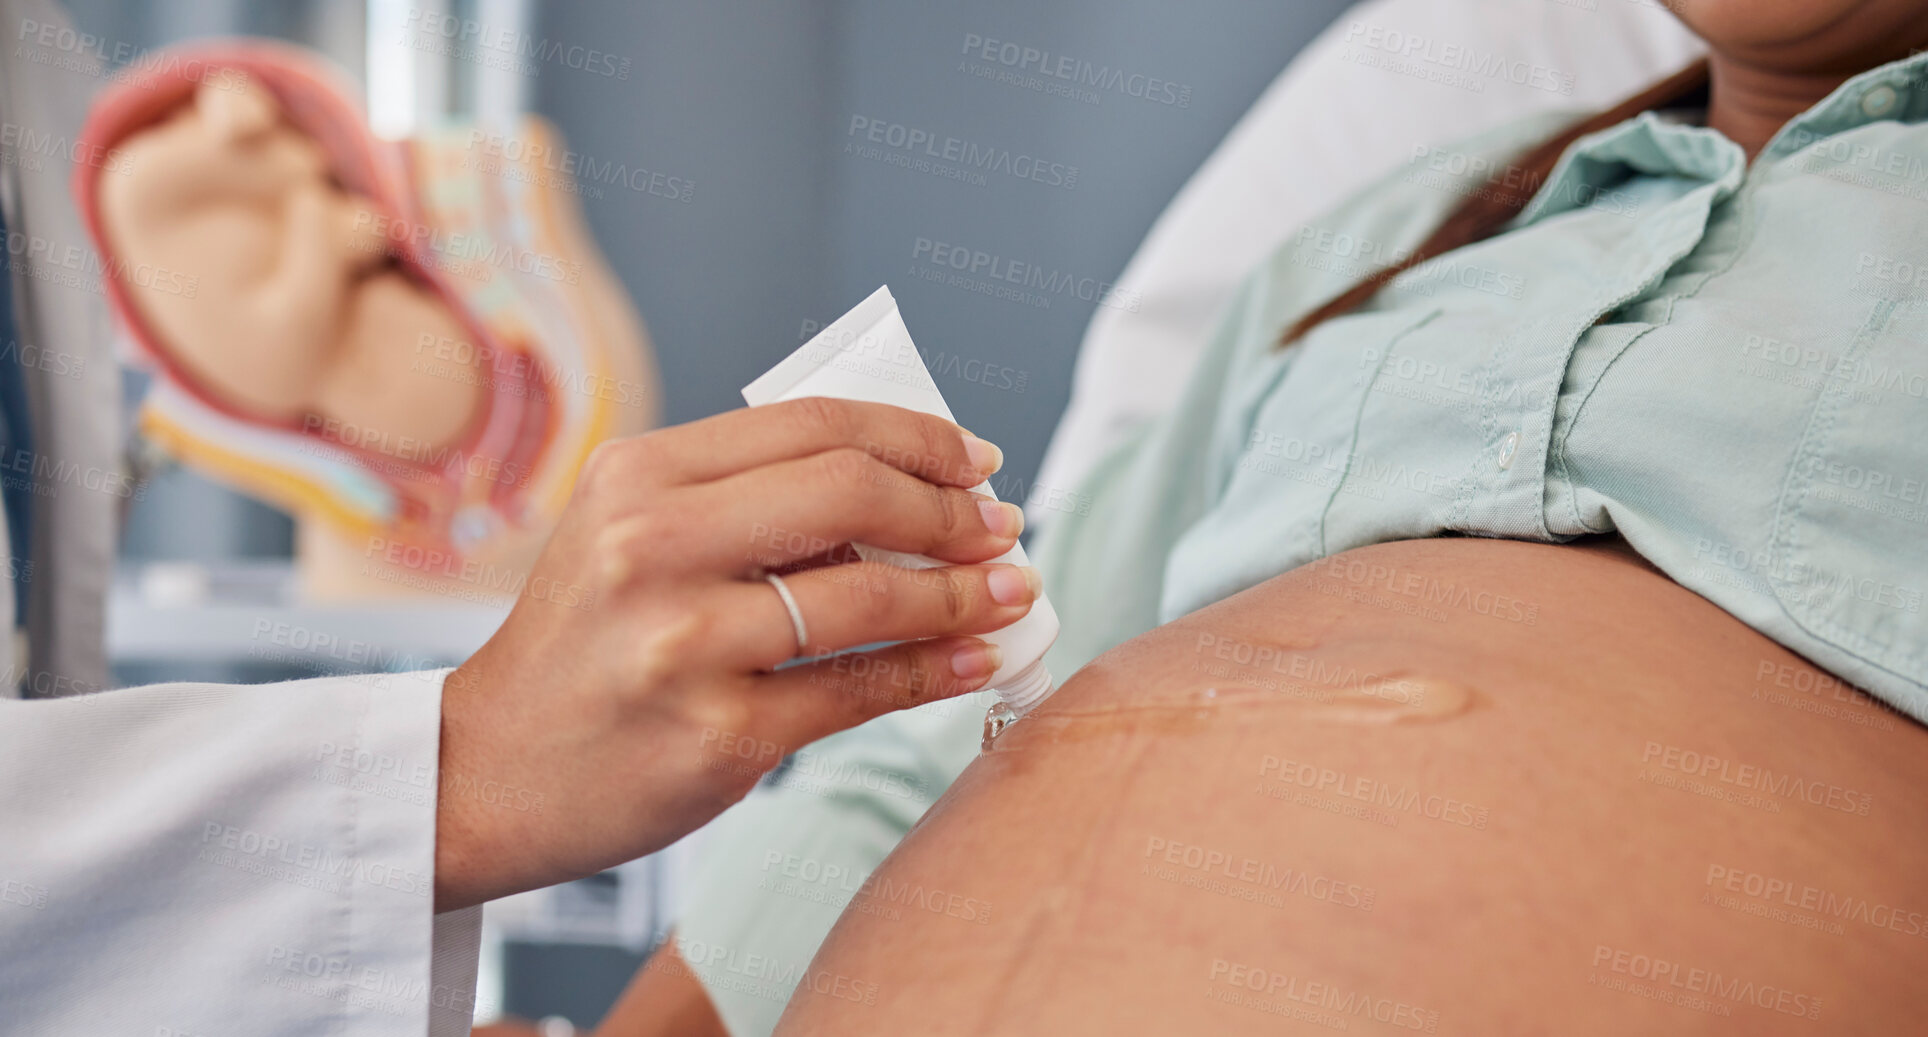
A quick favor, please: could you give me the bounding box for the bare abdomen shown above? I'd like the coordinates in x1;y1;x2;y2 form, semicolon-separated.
778;537;1928;1036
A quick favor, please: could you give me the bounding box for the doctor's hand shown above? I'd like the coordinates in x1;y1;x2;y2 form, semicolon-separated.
432;398;1036;911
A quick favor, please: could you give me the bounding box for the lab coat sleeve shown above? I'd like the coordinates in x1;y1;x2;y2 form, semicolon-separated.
0;669;483;1036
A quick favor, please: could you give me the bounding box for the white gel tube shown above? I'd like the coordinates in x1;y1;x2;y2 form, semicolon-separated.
742;285;1059;715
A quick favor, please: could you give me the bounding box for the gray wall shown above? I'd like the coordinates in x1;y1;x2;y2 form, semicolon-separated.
536;0;1354;493
533;0;836;445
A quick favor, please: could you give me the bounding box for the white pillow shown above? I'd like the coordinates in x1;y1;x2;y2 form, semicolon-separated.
1027;0;1703;522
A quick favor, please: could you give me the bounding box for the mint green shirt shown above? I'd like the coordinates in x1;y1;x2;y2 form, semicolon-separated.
1044;53;1928;726
680;53;1928;1035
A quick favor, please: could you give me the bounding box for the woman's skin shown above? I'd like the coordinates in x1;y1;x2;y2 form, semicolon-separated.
591;937;728;1037
780;537;1928;1034
474;949;725;1037
1681;0;1928;156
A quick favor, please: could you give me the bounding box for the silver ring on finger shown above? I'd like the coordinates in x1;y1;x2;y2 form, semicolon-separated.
762;570;810;660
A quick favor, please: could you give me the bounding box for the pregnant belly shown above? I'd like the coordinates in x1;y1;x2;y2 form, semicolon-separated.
777;537;1928;1036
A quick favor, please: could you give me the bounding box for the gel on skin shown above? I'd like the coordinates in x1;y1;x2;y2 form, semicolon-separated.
741;285;1059;715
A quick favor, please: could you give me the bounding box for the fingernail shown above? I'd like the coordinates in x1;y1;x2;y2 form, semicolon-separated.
978;498;1024;538
950;641;1002;681
986;565;1037;606
962;435;1003;478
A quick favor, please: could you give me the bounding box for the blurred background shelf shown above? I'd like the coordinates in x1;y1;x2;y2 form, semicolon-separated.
107;559;509;665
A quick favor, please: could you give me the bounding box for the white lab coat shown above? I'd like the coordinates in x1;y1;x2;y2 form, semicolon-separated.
0;672;482;1036
0;1;481;1032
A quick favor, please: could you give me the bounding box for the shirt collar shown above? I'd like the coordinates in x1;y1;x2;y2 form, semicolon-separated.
1765;48;1928;159
1520;49;1928;225
1518;111;1744;225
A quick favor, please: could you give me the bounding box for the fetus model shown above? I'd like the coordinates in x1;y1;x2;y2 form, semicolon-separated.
76;42;657;599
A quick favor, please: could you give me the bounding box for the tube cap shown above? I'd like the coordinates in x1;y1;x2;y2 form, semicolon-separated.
995;658;1056;716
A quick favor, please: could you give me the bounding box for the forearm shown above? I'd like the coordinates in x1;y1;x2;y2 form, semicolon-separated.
433;647;591;913
592;934;729;1037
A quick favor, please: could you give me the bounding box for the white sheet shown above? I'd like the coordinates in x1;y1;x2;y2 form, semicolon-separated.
1027;0;1704;523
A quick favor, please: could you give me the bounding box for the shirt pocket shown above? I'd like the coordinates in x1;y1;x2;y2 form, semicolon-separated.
1770;298;1928;685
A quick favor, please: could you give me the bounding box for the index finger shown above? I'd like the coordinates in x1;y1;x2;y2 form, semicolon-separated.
636;397;1003;488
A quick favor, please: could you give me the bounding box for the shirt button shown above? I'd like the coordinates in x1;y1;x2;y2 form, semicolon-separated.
1862;84;1899;118
1497;430;1521;471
